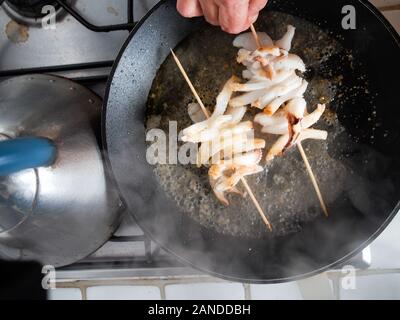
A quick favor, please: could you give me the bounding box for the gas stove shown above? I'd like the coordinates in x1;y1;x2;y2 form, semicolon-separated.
1;0;399;300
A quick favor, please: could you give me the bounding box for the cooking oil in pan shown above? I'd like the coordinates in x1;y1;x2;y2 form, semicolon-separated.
146;11;389;239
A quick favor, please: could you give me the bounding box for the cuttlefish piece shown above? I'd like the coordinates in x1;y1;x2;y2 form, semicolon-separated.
208;149;263;206
273;54;306;72
188;102;207;123
182;77;239;143
251;74;303;109
231;69;294;92
219;121;253;138
213;164;264;193
257;103;326;135
209;176;245;206
263;80;308;116
226;106;247;125
252;55;276;80
230;73;301;108
209;150;263;172
266;128;328;162
255;112;288;135
284;97;307;119
298;104;326;129
237;48;252;64
275;25;296;52
213;76;238;116
181;115;233;143
209;150;263;204
233;32;273;51
229;88;268;107
223;138;266;158
198;132;250;165
257;46;282;57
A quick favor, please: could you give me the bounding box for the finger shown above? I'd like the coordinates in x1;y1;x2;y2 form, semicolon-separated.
217;0;250;34
177;0;203;18
199;0;219;25
248;0;268;17
247;11;259;25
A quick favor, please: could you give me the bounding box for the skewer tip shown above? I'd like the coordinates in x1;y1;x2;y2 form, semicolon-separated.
296;142;329;217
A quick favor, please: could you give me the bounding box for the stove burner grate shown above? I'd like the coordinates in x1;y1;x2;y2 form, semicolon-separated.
5;0;60;18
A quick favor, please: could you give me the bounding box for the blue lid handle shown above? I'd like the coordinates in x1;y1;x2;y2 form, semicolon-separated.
0;137;57;176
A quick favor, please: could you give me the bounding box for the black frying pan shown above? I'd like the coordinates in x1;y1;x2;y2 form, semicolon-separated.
103;0;400;283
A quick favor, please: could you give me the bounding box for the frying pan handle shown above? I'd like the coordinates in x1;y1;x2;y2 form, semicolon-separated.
0;137;57;176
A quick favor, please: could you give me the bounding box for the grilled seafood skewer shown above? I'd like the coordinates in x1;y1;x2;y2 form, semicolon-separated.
170;49;272;230
237;24;329;217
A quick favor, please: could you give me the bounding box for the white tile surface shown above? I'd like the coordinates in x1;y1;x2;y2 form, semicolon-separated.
48;288;82;300
250;282;302;300
296;274;335;300
368;213;400;269
86;285;161;300
165;283;245;300
339;274;400;300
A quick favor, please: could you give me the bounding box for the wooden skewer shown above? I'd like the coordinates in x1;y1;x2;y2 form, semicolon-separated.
170;49;272;231
240;178;272;229
297;143;328;217
170;50;210;119
250;24;329;217
250;24;262;48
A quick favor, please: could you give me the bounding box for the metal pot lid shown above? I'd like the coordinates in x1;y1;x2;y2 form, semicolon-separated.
0;74;123;267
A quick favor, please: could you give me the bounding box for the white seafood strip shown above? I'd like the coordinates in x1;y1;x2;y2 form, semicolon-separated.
258;103;327;135
231;81;273;92
223;139;266;157
231;69;294;92
266;129;327;162
213;76;237;117
284;97;307;119
182;115;232;142
298;128;328;142
182;127;219;143
226;106;247;125
254;112;287;127
182;114;231;137
229;150;262;166
256;46;281;57
198;133;249;165
252;75;303;109
233;32;273;51
229;88;268;107
261;124;289;135
255;113;289;135
264;80;308;115
274;54;306;72
299;104;326;129
219;121;253;138
275;25;296;51
237;48;251;63
182;121;208;136
188;102;207;123
242;70;253;79
212;150;262;168
266;134;290;161
214;165;264;192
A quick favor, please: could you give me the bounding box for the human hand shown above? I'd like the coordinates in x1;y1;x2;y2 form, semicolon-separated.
177;0;268;34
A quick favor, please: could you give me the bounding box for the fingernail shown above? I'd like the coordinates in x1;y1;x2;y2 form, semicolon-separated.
249;13;259;24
